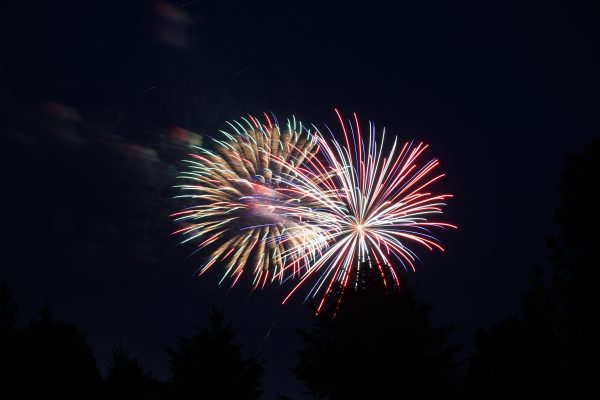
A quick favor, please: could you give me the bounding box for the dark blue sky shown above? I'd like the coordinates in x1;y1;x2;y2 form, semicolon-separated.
1;1;598;398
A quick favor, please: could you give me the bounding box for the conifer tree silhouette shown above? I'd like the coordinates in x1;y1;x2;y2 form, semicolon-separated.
166;306;263;399
11;303;103;399
468;136;600;397
295;262;457;399
106;341;163;399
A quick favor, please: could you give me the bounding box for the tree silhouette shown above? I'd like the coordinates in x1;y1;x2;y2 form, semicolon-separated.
295;264;457;399
165;306;263;399
550;136;600;394
468;136;600;396
0;281;18;390
106;341;163;399
8;304;103;399
467;314;561;396
0;281;17;335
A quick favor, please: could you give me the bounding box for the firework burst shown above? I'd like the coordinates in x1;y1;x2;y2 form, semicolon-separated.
281;111;456;312
172;114;327;288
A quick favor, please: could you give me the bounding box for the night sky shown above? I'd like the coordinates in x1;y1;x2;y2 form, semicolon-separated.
1;1;598;398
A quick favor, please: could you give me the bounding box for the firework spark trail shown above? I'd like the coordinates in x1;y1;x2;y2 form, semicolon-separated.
172;114;329;288
279;111;456;313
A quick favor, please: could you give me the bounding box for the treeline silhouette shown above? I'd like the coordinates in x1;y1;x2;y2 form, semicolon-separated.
0;292;263;399
1;136;598;398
